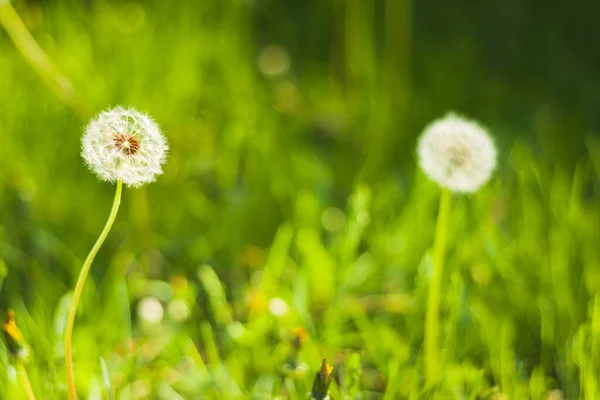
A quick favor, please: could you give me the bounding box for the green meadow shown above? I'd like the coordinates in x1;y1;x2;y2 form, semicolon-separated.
1;1;599;398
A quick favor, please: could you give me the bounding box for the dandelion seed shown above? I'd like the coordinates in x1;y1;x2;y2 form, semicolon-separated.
417;112;496;193
81;106;168;187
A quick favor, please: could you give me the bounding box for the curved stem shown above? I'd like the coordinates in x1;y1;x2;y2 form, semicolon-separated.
424;188;452;384
17;362;37;400
65;180;122;400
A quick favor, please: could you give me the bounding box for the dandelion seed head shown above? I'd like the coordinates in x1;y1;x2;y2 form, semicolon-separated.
417;112;497;193
81;106;168;187
138;297;163;324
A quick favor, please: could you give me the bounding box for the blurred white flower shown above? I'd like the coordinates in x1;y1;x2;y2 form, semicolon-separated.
417;112;496;193
167;299;190;322
257;44;290;77
138;297;163;324
226;321;246;341
81;106;168;187
268;297;289;318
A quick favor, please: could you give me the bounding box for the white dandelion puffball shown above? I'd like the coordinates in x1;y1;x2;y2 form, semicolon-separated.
82;106;168;187
268;297;289;318
417;112;497;193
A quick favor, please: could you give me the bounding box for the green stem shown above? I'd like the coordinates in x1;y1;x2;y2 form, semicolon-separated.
17;361;37;400
424;188;452;384
64;180;122;400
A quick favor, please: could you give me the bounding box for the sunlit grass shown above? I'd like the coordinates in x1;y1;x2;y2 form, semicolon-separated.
1;1;599;399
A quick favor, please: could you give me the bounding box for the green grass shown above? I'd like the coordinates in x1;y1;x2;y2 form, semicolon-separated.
1;0;599;399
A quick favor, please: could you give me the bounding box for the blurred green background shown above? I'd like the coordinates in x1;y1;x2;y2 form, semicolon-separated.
1;0;600;398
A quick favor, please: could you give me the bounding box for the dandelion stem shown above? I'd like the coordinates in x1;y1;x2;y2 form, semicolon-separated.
65;180;122;400
424;188;452;384
17;362;37;400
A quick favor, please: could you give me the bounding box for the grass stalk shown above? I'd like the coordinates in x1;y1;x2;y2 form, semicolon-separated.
17;362;37;400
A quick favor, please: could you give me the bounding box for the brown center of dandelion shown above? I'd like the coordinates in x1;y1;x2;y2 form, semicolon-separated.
449;144;471;168
113;133;140;156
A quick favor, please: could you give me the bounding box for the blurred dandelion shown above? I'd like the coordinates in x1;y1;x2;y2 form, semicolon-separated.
257;44;290;77
65;106;168;400
417;112;496;193
418;112;497;384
